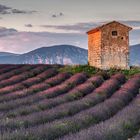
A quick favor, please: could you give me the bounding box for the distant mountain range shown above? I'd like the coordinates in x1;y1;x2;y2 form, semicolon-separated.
0;45;88;65
130;44;140;66
0;44;139;66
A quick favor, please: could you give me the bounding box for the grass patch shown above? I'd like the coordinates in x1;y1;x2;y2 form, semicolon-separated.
59;65;140;78
59;65;101;76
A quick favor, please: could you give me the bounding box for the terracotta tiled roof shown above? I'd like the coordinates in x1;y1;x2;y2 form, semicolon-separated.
87;21;132;34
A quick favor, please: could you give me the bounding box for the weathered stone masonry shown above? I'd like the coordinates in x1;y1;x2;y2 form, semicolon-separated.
87;21;132;69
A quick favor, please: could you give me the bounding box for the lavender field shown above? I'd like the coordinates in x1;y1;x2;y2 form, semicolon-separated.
0;65;140;140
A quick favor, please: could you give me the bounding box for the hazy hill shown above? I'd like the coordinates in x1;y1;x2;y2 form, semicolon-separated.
130;44;140;66
0;44;139;66
0;52;19;57
0;45;88;64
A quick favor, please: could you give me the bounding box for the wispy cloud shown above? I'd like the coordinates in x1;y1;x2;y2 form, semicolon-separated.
0;4;36;15
25;24;33;28
0;26;86;53
41;22;100;33
41;20;140;33
0;19;140;53
0;26;18;37
12;9;36;14
0;4;11;14
51;12;64;18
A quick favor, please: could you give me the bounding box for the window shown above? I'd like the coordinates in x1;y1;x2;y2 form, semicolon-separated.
112;31;118;36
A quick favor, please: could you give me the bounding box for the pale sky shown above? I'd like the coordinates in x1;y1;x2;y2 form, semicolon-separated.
0;0;139;53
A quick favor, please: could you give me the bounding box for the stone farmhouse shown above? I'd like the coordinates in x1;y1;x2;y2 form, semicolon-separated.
87;21;132;69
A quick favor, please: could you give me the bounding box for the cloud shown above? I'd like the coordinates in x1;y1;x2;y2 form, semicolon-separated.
41;20;140;33
59;12;64;16
41;22;100;33
0;4;36;15
51;12;64;18
25;24;33;28
12;9;36;14
0;28;139;54
0;27;87;53
0;4;11;14
0;26;18;37
0;20;140;53
52;14;57;18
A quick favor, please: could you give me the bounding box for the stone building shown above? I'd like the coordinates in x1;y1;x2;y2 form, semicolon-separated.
87;21;132;69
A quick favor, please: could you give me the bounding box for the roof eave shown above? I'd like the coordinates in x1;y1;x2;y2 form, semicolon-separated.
86;28;100;34
86;21;133;34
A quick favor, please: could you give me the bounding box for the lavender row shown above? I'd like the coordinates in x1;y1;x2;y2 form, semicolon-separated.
0;68;59;103
133;133;140;140
0;65;24;77
0;65;22;75
0;66;54;96
1;74;138;140
0;73;85;112
0;65;35;82
41;72;88;98
0;65;38;85
0;64;12;70
0;72;72;113
0;66;38;91
5;76;103;118
0;64;23;68
0;65;49;89
59;74;140;140
0;66;36;94
21;69;58;88
0;69;68;102
61;98;140;140
0;72;69;103
0;74;123;133
0;65;38;94
0;73;85;113
0;65;58;83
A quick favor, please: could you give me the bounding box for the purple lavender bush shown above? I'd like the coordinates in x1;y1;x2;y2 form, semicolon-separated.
0;74;124;135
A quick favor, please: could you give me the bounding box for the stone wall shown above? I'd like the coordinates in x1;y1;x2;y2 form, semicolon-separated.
101;22;129;69
88;31;101;68
88;22;130;69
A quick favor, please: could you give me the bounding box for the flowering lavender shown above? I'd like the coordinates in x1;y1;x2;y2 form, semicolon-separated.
133;133;140;140
0;72;73;112
40;84;72;97
0;72;70;103
0;65;22;75
0;65;45;89
86;75;104;87
64;73;87;86
0;83;24;95
0;65;31;82
45;72;72;86
41;73;87;98
0;66;34;88
0;64;9;69
21;69;57;87
111;73;126;84
60;97;140;140
58;75;140;140
0;74;124;134
1;70;140;140
4;76;103;118
0;68;49;96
